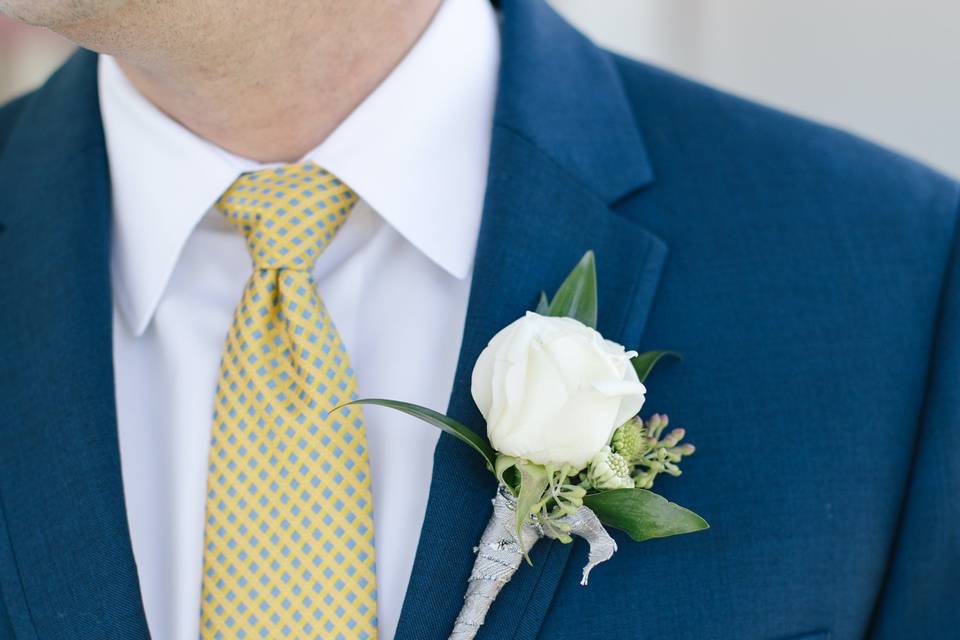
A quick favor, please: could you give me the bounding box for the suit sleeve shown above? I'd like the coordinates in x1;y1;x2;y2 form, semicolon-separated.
869;198;960;637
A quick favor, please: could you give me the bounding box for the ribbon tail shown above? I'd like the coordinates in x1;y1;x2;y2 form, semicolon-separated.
558;505;617;586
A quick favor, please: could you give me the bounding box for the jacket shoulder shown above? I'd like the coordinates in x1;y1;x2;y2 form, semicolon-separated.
611;54;959;230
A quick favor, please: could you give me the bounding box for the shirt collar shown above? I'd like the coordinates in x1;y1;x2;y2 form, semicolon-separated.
102;0;499;336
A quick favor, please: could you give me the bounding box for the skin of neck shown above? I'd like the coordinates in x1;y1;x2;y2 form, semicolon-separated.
57;0;443;163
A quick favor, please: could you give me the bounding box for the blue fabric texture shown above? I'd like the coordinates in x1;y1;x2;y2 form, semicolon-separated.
0;1;957;638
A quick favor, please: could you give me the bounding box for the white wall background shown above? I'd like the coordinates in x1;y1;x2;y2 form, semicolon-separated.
550;0;960;179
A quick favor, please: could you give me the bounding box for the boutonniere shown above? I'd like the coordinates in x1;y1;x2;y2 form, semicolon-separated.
349;252;708;639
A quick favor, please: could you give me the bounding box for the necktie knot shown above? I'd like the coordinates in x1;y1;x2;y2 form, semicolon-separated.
218;162;357;270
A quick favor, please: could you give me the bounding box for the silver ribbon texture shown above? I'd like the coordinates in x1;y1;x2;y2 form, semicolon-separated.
449;485;617;640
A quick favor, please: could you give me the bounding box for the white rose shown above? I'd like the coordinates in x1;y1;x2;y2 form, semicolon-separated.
470;311;646;470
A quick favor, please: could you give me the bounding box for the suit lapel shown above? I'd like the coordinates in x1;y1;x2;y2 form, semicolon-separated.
0;51;149;639
395;2;667;638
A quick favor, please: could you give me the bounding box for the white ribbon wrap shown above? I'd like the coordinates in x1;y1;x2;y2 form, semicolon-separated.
449;486;617;640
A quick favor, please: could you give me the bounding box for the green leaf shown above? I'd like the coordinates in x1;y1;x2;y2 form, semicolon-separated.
535;291;550;315
344;399;496;472
547;251;598;328
583;488;709;542
495;455;521;494
631;350;681;383
515;462;550;557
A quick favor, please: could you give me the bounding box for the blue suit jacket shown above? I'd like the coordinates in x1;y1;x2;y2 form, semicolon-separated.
1;2;957;638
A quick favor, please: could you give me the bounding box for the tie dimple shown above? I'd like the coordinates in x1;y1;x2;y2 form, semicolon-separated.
218;162;358;270
201;162;378;640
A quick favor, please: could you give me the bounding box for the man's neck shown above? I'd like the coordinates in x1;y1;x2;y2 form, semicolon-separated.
104;1;442;163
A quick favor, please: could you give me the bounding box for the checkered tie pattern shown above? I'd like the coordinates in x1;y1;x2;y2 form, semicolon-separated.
200;162;378;639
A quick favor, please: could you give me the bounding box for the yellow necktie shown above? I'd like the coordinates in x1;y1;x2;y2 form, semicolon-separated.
200;162;378;639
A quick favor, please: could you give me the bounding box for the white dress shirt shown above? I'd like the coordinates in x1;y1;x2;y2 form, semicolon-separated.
99;1;499;638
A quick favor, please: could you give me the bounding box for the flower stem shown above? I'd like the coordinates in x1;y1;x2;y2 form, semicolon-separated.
450;487;543;639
